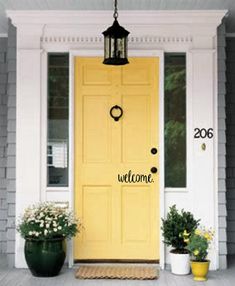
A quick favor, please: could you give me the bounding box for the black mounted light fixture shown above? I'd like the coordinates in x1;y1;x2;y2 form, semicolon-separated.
102;0;130;65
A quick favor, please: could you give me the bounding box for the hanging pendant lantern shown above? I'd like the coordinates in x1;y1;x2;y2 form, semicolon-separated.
102;0;129;65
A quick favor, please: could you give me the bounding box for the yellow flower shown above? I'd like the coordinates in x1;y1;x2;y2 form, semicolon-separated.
204;233;212;241
184;238;189;243
193;249;199;256
183;230;190;237
195;229;201;235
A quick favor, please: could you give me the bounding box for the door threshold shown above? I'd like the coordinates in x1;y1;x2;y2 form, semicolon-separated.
74;259;159;265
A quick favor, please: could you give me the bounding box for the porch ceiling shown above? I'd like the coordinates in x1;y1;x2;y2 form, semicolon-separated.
0;0;235;35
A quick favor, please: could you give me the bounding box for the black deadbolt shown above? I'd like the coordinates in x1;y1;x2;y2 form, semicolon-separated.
151;167;158;174
151;148;157;155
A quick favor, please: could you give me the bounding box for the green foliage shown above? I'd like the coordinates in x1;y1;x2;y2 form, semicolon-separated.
186;234;208;261
185;228;214;261
164;56;186;123
164;120;186;187
17;202;80;240
161;205;200;251
165;68;186;94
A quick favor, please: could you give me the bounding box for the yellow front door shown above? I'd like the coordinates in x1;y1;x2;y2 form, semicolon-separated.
74;57;159;261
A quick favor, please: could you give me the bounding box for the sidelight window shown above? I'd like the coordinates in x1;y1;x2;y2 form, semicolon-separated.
47;53;69;187
164;53;186;188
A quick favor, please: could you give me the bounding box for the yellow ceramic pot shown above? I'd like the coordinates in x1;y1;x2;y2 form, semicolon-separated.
191;260;210;281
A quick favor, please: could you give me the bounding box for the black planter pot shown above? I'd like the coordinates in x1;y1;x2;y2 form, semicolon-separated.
24;237;66;277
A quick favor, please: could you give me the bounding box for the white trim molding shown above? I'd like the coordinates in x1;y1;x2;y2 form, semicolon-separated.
40;35;193;45
7;10;227;51
6;10;227;269
6;10;227;26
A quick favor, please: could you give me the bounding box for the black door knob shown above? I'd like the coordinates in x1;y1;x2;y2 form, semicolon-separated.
151;148;158;155
151;167;158;174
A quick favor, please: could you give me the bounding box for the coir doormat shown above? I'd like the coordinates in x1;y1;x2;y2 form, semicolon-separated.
75;265;159;280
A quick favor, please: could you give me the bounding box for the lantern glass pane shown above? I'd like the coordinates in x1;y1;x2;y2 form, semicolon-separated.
124;38;128;58
117;38;124;58
111;38;116;58
104;37;110;59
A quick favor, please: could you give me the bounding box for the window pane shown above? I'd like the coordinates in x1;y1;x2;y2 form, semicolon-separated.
164;54;186;187
47;54;69;187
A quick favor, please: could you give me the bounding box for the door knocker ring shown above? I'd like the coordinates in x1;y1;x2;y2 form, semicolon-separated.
110;105;123;122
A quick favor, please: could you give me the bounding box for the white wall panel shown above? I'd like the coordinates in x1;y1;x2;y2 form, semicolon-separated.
15;49;42;267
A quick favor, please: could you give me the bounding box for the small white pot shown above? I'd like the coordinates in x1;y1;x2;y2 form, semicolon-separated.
170;252;190;275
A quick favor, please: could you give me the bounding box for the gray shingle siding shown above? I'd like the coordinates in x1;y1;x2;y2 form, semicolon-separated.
218;23;227;270
226;36;235;257
0;37;8;255
6;21;16;268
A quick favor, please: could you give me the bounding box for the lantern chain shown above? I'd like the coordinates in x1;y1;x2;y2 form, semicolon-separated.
113;0;118;20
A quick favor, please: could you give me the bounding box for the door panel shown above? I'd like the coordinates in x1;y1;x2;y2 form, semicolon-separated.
83;65;112;85
82;186;111;242
122;64;151;85
83;95;111;163
74;57;159;260
121;186;150;242
122;95;150;162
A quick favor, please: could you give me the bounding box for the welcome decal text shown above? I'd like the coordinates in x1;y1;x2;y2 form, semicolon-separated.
118;170;154;184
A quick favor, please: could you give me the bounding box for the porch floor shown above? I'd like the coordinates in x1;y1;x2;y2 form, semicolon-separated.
0;255;235;286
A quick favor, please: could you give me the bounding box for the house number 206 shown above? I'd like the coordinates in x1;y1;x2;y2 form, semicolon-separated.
194;128;213;139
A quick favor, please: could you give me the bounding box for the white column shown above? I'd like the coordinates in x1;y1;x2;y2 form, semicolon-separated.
190;50;217;270
15;25;43;268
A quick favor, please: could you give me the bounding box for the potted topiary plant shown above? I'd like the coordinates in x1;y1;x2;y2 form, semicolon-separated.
161;205;200;275
184;227;214;281
17;202;80;277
